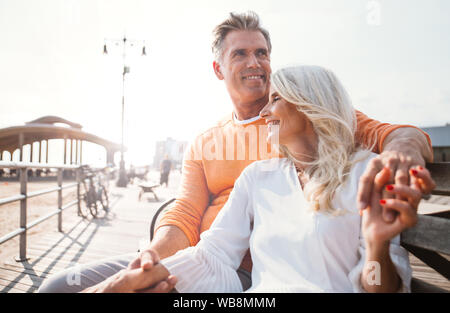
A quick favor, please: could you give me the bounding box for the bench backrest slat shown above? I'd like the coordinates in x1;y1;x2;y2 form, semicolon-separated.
401;215;450;255
427;162;450;196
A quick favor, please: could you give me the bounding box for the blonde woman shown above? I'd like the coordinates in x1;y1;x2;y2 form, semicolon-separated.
84;65;433;293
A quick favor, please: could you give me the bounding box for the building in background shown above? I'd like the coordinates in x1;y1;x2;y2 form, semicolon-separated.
153;137;188;170
421;124;450;162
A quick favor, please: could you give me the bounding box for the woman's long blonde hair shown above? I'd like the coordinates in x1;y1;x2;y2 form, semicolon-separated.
271;65;359;214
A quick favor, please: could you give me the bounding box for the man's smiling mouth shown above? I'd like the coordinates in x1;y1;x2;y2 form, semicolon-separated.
242;75;265;80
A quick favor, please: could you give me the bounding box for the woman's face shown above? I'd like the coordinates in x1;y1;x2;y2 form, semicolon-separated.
259;87;310;145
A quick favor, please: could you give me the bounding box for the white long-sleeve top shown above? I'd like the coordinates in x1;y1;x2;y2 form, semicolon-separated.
160;151;412;293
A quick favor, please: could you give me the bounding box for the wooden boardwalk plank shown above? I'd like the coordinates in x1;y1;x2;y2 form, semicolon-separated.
0;268;43;291
0;278;37;293
1;261;56;277
29;241;134;257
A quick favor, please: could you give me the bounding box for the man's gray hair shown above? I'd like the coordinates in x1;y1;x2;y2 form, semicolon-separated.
212;11;272;62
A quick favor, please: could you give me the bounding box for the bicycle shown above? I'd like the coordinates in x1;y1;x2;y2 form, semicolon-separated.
78;165;110;218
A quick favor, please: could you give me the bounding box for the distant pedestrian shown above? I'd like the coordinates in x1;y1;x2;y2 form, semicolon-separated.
129;164;136;184
160;155;172;187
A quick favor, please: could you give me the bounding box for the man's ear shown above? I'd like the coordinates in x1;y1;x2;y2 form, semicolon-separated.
213;61;224;80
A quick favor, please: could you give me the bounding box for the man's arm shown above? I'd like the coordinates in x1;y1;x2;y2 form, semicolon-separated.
155;141;210;246
149;225;190;259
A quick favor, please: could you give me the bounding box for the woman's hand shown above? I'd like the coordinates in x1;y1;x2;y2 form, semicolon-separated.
361;166;422;248
81;262;177;293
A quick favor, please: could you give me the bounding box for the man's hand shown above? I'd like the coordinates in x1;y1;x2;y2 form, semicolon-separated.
357;127;434;219
128;249;160;271
124;248;177;293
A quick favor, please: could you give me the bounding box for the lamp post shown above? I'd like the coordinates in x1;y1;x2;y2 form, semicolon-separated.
103;36;146;187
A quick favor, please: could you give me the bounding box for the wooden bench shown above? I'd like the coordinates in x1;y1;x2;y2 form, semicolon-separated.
149;163;450;292
401;162;450;292
138;183;160;202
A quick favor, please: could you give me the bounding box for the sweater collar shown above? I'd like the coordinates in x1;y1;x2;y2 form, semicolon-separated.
232;112;261;125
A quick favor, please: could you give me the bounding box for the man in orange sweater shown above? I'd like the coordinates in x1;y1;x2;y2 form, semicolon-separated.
39;11;433;293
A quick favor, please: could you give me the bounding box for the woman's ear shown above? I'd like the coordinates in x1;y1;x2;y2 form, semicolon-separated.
213;61;224;80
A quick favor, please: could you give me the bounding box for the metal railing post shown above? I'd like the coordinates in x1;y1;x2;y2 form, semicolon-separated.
57;169;63;232
16;167;28;262
76;167;81;216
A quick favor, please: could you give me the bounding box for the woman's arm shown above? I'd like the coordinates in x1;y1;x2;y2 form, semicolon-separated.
159;168;255;292
361;242;401;292
360;166;427;292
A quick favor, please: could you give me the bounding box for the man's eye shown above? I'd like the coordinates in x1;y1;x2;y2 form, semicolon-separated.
257;50;268;57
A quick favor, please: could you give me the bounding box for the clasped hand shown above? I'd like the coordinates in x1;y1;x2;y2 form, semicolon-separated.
360;155;435;247
82;250;176;293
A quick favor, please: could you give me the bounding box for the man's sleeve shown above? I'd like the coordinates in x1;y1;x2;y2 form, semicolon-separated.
355;110;432;154
155;138;210;246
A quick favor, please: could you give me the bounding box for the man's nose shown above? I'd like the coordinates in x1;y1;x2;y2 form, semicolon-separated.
246;54;260;68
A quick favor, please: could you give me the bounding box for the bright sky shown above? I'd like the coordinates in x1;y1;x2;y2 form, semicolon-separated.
0;0;449;166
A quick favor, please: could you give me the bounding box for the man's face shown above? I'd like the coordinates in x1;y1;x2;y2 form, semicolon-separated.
213;30;271;105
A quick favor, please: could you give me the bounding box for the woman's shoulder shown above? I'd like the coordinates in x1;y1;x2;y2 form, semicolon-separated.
243;158;290;175
238;158;291;185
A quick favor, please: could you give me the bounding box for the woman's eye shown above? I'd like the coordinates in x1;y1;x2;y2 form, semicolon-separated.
273;96;281;103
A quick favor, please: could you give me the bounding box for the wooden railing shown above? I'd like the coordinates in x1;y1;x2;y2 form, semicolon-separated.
0;161;110;261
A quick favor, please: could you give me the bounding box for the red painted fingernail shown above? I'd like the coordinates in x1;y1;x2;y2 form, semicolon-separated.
386;185;394;191
380;199;386;205
411;169;418;176
418;166;424;170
